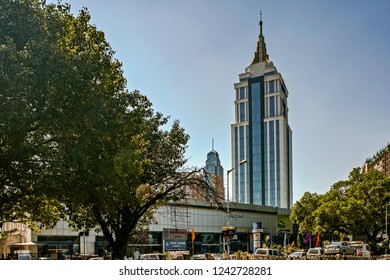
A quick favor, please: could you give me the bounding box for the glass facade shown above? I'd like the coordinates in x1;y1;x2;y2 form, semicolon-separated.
251;82;262;205
231;20;292;209
205;149;224;199
232;75;292;209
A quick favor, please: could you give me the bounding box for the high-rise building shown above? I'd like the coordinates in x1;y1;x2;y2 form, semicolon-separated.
231;15;293;209
363;143;390;177
205;140;224;200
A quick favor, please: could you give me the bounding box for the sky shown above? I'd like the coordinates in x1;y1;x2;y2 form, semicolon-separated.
51;0;390;202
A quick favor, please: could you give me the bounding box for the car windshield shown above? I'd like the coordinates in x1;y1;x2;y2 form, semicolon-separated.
256;250;266;255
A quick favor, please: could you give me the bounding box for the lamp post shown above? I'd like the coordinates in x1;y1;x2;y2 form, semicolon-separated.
226;159;247;225
224;159;247;256
386;202;390;255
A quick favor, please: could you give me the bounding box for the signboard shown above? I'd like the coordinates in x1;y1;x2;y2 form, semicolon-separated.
222;226;235;239
164;240;187;251
277;215;290;231
163;228;187;241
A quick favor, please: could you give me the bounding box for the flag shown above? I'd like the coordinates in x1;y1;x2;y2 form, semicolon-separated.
303;233;311;244
191;228;195;241
315;234;320;247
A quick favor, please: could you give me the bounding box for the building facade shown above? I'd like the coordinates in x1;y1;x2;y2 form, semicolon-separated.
205;141;224;200
231;16;293;209
0;200;289;259
363;143;390;177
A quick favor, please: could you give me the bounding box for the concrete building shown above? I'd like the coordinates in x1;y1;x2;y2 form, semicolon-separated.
1;199;290;258
363;143;390;177
231;15;293;209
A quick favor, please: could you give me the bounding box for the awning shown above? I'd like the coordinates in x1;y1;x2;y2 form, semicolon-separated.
12;242;37;246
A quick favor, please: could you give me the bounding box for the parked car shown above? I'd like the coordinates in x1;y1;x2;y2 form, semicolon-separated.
347;241;371;257
191;254;206;260
16;250;32;260
288;251;306;260
325;241;356;255
139;253;165;260
254;248;283;258
306;247;324;259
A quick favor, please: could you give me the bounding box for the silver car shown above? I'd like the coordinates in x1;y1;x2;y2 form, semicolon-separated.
325;241;356;255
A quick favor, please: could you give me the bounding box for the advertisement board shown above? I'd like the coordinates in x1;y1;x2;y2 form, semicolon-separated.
163;228;187;241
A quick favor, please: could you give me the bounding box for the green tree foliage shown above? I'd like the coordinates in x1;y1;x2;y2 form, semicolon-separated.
0;0;67;229
1;0;222;259
290;192;322;234
291;167;390;251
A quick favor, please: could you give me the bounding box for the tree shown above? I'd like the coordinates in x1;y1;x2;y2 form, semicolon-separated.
290;192;322;234
292;167;390;252
0;0;67;230
1;0;223;259
342;168;390;248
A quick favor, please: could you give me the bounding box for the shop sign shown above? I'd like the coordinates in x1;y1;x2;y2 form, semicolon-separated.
163;228;187;241
222;226;235;239
165;240;187;251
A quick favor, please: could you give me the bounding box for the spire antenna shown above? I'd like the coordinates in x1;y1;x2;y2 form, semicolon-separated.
259;10;263;35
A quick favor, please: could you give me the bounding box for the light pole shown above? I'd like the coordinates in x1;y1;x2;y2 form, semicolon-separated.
224;159;246;256
386;202;390;255
226;159;247;225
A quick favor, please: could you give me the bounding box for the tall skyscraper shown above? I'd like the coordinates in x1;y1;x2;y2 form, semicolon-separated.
231;15;293;209
205;140;224;200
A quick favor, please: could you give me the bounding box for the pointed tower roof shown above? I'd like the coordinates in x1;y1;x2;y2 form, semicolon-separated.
251;11;269;65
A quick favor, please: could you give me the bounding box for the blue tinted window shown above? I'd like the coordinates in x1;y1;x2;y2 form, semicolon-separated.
240;87;246;99
240;102;246;122
251;82;262;205
234;127;238;201
276;120;280;207
269;120;275;207
269;80;275;93
270;96;275;117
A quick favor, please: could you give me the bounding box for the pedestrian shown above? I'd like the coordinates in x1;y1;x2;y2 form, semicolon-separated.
133;248;140;260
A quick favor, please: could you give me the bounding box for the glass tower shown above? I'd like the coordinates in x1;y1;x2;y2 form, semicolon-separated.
231;16;293;209
205;141;224;200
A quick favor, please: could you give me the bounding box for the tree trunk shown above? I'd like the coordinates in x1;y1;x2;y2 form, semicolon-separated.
111;236;128;260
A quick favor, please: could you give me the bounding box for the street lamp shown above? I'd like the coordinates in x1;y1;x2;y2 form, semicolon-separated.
226;159;247;225
224;159;247;256
386;202;390;255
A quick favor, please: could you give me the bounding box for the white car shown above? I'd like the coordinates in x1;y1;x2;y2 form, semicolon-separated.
288;251;306;260
306;247;324;259
254;248;283;258
140;253;165;260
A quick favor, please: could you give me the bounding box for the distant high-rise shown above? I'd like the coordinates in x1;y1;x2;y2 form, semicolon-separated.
363;143;390;177
205;140;224;200
231;14;293;209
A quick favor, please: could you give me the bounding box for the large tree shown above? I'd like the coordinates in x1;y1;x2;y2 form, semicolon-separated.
0;0;67;229
1;0;222;258
291;167;390;251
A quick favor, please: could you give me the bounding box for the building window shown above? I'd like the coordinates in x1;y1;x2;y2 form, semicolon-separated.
269;80;275;93
239;102;246;122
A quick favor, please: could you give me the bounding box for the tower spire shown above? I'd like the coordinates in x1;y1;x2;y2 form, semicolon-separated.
251;11;268;65
260;10;263;35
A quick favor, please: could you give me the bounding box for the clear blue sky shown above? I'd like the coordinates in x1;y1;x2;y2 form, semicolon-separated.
53;0;390;202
